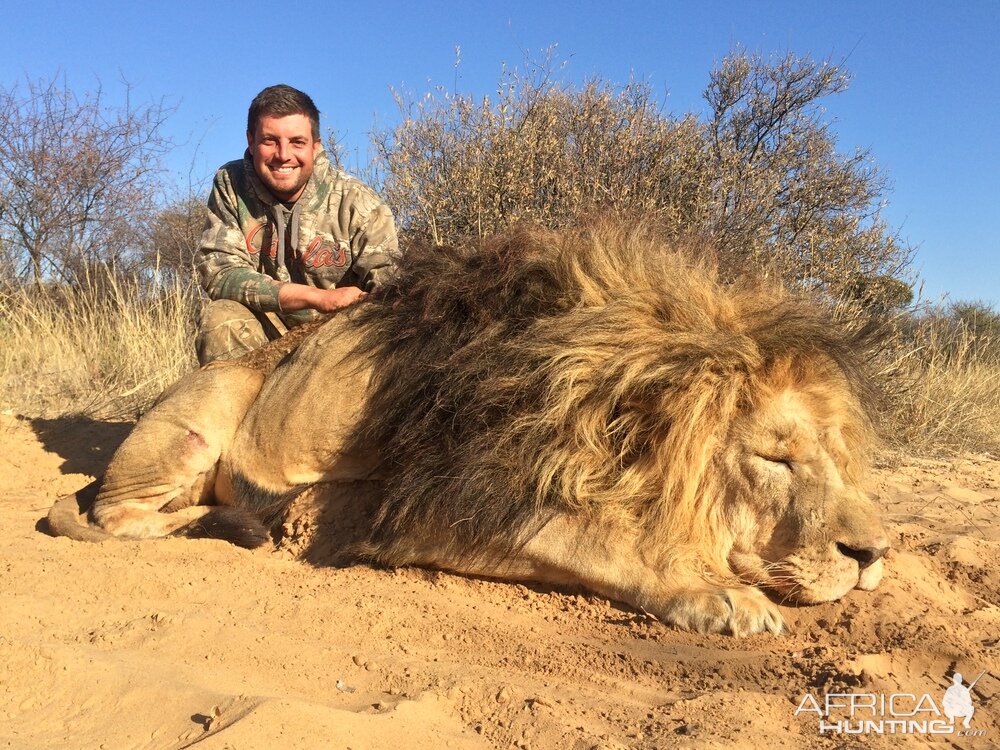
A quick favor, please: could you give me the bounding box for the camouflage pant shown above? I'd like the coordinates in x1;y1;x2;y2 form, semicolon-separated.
195;299;280;366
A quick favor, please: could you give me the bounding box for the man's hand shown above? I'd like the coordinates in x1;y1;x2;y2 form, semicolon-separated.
278;283;368;313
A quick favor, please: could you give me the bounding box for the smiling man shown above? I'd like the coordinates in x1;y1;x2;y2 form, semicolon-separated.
194;85;399;364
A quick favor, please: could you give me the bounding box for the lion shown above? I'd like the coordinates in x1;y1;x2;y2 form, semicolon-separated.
47;219;890;636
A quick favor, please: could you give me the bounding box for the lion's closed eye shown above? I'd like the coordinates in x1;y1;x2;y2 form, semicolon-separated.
756;455;794;472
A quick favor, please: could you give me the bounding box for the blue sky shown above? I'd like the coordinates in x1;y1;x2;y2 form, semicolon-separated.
6;0;998;306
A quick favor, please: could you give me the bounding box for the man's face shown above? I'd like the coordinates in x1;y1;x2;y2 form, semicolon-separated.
247;113;321;202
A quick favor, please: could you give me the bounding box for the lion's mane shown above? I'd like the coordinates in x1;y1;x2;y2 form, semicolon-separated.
350;220;881;573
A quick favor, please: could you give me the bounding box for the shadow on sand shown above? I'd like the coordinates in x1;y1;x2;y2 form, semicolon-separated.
277;480;383;567
29;416;129;537
29;416;132;478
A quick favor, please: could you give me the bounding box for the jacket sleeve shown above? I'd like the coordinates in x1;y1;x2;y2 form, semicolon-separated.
195;167;283;312
340;184;401;292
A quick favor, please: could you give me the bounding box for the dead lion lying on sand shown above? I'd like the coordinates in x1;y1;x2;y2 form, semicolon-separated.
48;220;890;636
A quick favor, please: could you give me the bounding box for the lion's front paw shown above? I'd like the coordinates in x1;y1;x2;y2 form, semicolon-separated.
658;586;785;636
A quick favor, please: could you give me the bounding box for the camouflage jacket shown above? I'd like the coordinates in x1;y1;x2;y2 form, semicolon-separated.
196;147;399;325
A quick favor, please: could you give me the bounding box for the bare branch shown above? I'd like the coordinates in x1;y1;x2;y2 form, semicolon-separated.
0;74;175;287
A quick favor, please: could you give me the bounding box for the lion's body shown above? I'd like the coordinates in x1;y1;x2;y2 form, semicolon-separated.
48;220;890;635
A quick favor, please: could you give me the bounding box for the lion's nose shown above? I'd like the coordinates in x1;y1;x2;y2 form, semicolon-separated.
836;542;889;569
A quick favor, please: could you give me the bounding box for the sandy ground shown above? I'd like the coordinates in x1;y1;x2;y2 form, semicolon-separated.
1;412;998;749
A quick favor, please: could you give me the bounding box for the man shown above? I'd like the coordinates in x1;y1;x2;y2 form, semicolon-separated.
195;84;399;365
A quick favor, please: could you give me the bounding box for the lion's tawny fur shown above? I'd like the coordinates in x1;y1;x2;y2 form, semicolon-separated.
46;217;889;634
349;220;882;575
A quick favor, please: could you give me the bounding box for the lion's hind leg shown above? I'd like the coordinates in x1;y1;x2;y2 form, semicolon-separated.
60;365;269;548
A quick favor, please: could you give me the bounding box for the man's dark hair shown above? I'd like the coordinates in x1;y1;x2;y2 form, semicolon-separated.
247;85;321;140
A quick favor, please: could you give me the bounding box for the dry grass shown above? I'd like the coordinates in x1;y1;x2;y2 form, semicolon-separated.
883;313;1000;456
0;274;198;420
0;50;995;458
1;261;995;457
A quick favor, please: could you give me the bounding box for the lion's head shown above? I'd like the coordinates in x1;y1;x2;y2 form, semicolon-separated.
350;219;888;608
722;362;889;604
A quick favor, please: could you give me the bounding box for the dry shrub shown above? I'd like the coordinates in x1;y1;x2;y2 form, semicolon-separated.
376;73;702;242
1;51;995;458
0;75;172;286
0;272;197;420
0;76;198;421
375;48;1000;455
142;197;210;281
374;49;911;306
